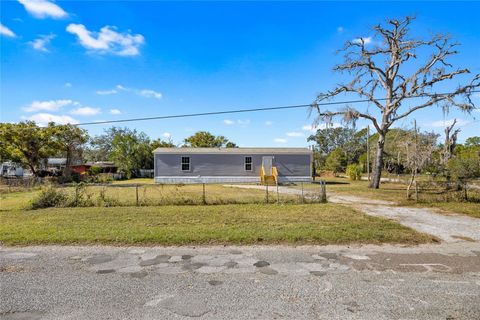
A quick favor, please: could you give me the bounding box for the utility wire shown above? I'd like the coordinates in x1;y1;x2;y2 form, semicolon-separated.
75;90;480;127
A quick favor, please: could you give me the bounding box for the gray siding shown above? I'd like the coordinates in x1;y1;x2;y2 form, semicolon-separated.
154;153;311;178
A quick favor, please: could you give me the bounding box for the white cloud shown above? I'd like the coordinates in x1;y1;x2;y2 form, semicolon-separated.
139;89;162;99
30;34;56;52
302;122;342;133
352;37;372;45
109;108;121;115
96;89;117;95
70;107;101;116
265;121;273;126
237;119;250;125
286;131;304;137
0;23;16;37
427;119;470;128
66;24;144;56
97;85;161;99
64;82;72;88
337;26;344;33
162;132;172;139
274;138;287;143
18;0;68;19
224;119;250;126
24;113;78;126
23;99;76;112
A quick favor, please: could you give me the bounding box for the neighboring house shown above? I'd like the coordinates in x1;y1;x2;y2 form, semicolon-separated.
0;161;24;177
153;147;312;184
42;158;67;173
71;162;118;175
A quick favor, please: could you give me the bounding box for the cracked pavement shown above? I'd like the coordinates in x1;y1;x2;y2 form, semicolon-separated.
1;243;480;319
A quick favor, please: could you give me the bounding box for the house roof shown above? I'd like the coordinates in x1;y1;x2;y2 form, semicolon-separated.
153;147;312;154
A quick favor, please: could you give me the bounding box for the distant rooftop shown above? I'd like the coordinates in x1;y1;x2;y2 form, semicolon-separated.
153;147;312;154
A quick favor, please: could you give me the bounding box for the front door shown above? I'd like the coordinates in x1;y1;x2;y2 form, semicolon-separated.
262;156;273;175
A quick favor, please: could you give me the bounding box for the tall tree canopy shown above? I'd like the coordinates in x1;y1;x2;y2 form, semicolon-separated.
308;127;367;168
0;122;58;176
311;16;479;188
183;131;237;148
86;127;174;178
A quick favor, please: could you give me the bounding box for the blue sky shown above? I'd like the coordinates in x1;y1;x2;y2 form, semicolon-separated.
1;1;479;146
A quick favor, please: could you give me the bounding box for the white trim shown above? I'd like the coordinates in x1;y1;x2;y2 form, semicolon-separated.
154;175;312;184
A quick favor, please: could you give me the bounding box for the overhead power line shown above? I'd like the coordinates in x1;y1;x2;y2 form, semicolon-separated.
75;90;480;126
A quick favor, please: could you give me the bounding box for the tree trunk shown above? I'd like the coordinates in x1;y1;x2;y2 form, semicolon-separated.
369;133;385;189
27;163;37;177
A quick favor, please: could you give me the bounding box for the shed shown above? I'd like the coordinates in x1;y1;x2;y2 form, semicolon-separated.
153;147;312;184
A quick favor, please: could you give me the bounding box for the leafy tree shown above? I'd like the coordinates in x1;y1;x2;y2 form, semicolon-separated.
447;137;480;184
0;121;58;176
312;16;479;188
50;124;89;178
324;148;347;175
183;131;236;148
465;136;480;148
151;138;175;149
308;127;367;170
84;127;121;162
108;128;153;178
87;127;161;178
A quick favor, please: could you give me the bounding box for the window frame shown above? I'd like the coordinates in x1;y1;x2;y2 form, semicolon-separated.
244;156;253;171
181;156;190;172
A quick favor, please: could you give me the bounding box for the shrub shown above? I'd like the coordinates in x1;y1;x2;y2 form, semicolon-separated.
30;184;67;209
66;182;94;207
88;166;102;176
325;148;347;176
346;164;362;181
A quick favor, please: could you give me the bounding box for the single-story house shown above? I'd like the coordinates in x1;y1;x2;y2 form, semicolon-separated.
153;147;312;184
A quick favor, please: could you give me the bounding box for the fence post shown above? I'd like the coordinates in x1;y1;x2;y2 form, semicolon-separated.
266;184;269;203
301;182;304;204
136;184;139;206
202;183;206;205
276;180;279;204
320;180;327;203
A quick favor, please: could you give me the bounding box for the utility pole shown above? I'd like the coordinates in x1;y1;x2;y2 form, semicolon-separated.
366;125;370;181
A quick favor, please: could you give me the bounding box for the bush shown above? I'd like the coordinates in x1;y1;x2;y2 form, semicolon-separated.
88;166;102;176
346;164;362;181
325;148;347;176
30;184;67;209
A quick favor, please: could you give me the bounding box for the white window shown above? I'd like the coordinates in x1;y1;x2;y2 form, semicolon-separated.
181;156;190;171
245;156;252;171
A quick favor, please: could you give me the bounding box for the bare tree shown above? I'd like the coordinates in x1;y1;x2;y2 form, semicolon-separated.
311;16;479;188
442;119;460;165
403;126;438;199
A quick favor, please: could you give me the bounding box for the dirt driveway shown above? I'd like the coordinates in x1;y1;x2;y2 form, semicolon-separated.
223;185;480;243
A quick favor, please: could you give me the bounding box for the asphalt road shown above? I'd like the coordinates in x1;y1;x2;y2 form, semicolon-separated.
1;243;480;320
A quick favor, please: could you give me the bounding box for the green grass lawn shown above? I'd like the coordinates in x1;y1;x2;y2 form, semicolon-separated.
0;204;435;246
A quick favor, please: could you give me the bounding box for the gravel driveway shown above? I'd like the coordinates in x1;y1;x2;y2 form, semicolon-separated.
224;184;480;243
